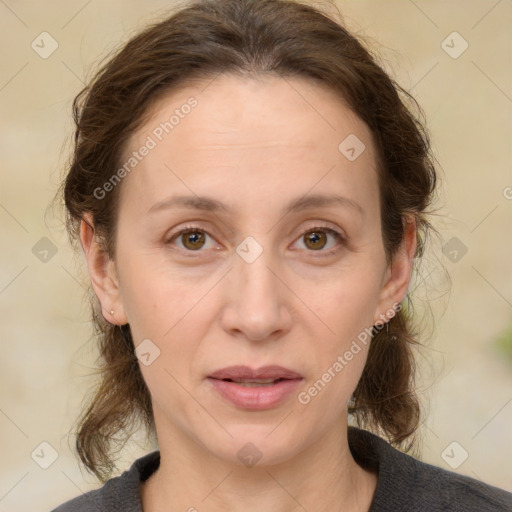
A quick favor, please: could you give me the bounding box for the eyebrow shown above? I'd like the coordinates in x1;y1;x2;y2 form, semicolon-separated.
147;193;364;217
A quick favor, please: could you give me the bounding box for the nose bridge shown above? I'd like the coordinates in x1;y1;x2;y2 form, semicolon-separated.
235;236;280;307
222;235;291;340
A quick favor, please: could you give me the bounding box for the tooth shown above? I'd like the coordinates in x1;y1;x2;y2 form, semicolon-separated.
237;382;276;387
232;378;276;384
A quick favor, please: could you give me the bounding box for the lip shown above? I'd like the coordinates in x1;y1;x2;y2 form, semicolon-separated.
207;365;303;410
208;365;303;381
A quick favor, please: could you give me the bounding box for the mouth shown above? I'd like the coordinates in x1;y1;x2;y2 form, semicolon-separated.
208;365;303;382
207;365;303;410
215;377;292;387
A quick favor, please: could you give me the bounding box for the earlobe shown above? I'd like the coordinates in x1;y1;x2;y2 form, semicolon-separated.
373;215;417;325
79;214;128;325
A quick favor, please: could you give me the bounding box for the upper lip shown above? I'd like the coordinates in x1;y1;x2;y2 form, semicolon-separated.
208;365;303;381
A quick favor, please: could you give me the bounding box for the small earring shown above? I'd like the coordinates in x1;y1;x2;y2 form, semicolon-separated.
110;310;114;315
386;322;398;341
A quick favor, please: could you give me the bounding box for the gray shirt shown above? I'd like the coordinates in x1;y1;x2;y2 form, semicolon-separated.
51;427;512;511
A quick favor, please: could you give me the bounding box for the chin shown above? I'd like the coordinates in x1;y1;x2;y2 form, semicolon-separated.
198;423;309;468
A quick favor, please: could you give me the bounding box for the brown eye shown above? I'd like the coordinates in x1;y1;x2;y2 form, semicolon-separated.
293;226;344;254
166;225;218;253
180;229;206;250
304;230;327;250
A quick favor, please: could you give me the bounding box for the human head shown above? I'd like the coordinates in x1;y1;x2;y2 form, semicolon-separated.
61;0;438;481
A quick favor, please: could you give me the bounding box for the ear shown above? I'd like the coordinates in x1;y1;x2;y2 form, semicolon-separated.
372;215;417;325
79;213;128;325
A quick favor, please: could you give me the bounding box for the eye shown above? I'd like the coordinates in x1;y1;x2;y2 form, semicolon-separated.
166;224;346;255
167;226;218;252
292;225;345;254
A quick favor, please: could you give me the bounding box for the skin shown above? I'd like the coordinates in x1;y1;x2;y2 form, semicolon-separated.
80;73;416;512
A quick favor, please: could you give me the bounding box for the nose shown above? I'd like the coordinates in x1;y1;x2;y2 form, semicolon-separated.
219;243;294;342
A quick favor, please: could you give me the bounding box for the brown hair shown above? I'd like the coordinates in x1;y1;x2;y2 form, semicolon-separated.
60;0;442;482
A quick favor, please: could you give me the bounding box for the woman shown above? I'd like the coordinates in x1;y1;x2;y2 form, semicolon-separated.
52;0;512;510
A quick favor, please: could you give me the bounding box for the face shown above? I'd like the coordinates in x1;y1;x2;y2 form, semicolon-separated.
83;73;415;467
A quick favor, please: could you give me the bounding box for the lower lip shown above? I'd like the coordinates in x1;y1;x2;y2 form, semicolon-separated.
207;377;303;410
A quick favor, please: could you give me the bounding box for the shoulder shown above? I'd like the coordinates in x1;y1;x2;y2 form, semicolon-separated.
50;451;161;512
402;453;512;511
51;487;104;512
348;427;512;512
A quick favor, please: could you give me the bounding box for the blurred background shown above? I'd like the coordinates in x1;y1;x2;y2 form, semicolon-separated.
0;0;511;510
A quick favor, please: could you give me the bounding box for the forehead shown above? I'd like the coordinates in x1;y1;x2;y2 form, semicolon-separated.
118;73;380;220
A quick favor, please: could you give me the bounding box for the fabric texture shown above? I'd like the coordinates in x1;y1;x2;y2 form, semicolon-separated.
51;427;512;511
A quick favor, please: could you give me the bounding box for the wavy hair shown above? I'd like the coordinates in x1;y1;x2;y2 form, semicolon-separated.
58;0;444;481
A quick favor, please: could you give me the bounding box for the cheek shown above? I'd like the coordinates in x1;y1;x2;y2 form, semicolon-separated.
293;261;382;394
117;246;203;336
116;252;214;382
296;331;370;431
298;261;383;341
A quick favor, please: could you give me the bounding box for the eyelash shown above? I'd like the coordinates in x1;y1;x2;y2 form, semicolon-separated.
165;224;346;256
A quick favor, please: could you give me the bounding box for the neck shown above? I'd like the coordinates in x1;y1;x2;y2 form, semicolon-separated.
141;416;377;512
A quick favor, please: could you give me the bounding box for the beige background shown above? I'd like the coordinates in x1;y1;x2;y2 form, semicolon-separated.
1;0;511;510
